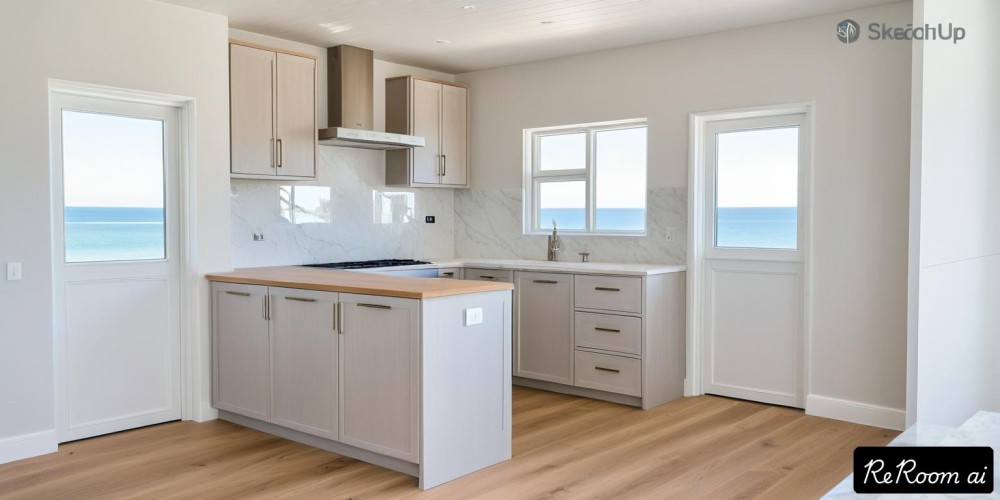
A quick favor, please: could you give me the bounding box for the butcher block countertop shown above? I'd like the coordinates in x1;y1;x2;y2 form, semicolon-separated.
205;266;513;299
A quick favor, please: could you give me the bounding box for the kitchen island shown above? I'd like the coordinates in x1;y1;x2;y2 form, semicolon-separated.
206;267;513;490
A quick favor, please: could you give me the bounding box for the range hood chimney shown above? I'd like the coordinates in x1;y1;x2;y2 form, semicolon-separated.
318;45;424;150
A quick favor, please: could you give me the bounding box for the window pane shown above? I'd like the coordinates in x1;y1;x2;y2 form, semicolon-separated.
595;127;646;231
715;127;798;249
538;181;586;230
538;132;585;171
63;110;165;262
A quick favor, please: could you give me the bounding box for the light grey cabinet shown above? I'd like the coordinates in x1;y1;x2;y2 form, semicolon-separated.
212;282;271;421
339;293;420;462
269;287;340;440
514;271;574;385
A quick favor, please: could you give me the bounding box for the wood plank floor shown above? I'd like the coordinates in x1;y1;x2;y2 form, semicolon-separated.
0;387;895;499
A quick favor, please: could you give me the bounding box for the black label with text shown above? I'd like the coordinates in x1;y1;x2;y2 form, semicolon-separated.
854;446;993;494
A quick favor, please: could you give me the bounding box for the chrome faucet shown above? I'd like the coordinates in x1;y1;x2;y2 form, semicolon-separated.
547;220;562;261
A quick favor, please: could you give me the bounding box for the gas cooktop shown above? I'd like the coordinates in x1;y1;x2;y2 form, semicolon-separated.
302;259;432;270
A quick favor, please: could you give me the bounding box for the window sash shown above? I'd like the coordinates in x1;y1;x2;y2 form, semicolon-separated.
527;120;647;235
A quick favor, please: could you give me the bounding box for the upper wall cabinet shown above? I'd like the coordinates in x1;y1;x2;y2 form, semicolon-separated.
230;41;317;180
385;76;469;188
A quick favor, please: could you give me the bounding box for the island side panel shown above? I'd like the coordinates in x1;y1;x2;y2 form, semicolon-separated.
419;290;513;490
642;271;687;409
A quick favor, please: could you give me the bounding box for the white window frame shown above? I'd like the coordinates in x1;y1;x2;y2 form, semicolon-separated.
523;118;648;236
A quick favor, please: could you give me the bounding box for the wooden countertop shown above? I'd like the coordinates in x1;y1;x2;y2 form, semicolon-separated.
205;266;513;299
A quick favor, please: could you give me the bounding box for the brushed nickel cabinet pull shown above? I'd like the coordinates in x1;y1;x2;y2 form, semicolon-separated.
595;287;621;292
595;366;620;373
337;302;343;334
442;272;454;276
270;138;275;169
264;295;271;321
480;275;496;280
284;296;316;302
226;291;251;297
358;303;391;310
333;302;339;332
594;327;621;333
442;154;447;176
276;138;283;168
532;280;558;284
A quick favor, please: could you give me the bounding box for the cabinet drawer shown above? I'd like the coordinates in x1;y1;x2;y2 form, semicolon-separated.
574;351;642;397
464;268;514;283
575;275;642;314
575;312;642;355
437;267;461;279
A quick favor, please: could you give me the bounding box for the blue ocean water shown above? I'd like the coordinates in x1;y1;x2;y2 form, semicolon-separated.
65;207;165;262
540;206;797;249
716;207;797;249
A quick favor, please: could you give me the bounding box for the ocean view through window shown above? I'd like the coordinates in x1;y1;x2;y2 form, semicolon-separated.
526;119;647;234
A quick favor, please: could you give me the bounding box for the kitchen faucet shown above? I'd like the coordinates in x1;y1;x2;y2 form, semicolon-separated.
547;220;562;261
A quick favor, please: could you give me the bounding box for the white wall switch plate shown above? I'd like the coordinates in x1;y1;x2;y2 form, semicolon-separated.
6;262;22;281
464;307;483;326
665;227;676;242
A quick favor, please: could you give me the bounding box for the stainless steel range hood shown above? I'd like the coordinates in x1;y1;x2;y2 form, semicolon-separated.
318;45;424;150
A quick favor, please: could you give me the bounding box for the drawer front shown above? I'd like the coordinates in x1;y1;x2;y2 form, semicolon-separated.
574;351;642;397
437;267;461;279
575;275;642;314
575;312;642;355
464;268;514;283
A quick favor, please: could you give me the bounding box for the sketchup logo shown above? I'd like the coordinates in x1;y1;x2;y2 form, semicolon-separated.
836;19;861;43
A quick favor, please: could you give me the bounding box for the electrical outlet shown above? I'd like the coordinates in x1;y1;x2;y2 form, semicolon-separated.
665;227;676;242
6;262;22;281
425;216;435;223
253;232;265;241
464;307;483;326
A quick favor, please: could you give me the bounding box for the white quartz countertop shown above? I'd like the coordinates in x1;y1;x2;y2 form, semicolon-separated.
356;258;686;276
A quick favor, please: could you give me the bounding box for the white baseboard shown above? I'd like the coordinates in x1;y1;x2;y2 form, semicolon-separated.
806;395;906;431
0;430;58;465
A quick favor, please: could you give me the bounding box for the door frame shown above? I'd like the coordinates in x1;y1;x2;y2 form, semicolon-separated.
685;102;815;399
48;80;203;431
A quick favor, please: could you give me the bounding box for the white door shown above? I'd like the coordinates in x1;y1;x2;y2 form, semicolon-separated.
701;112;809;408
51;92;181;442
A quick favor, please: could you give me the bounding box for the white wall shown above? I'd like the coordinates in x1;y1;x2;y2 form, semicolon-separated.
910;0;1000;426
457;3;913;424
227;31;458;267
0;0;231;463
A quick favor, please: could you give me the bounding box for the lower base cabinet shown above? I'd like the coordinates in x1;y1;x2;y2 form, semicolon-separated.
212;283;418;461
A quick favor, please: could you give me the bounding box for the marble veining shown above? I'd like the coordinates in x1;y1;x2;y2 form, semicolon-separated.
454;187;686;265
231;146;455;268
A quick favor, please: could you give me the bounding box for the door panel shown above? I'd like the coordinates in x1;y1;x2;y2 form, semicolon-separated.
275;52;316;178
411;79;442;185
339;294;419;462
441;84;468;186
230;44;276;176
212;283;271;421
270;287;339;440
514;271;574;384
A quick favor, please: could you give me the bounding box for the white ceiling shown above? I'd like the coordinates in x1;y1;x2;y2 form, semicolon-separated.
159;0;900;74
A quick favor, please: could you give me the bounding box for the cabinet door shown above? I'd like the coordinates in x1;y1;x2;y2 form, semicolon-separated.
411;79;442;185
440;84;468;186
275;53;316;178
339;294;420;462
514;272;574;384
270;288;339;440
213;282;271;420
230;44;276;176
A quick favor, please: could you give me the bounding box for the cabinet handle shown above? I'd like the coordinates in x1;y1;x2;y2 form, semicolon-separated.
270;138;275;169
336;302;343;334
532;279;558;284
442;154;447;176
595;287;621;292
225;291;250;297
595;366;620;373
594;327;621;333
276;138;283;168
441;272;454;276
263;295;271;321
480;275;496;280
358;303;391;310
284;296;315;302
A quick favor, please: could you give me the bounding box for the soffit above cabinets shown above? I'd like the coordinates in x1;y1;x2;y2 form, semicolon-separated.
156;0;902;73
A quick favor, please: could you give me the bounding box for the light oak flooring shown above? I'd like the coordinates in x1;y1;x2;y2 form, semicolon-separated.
0;387;895;499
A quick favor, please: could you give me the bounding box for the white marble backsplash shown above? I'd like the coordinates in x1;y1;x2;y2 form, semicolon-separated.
454;188;686;264
230;146;455;268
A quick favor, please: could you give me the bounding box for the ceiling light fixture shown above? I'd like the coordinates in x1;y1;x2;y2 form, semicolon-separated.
462;5;477;11
319;22;353;34
435;39;452;44
541;20;554;24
